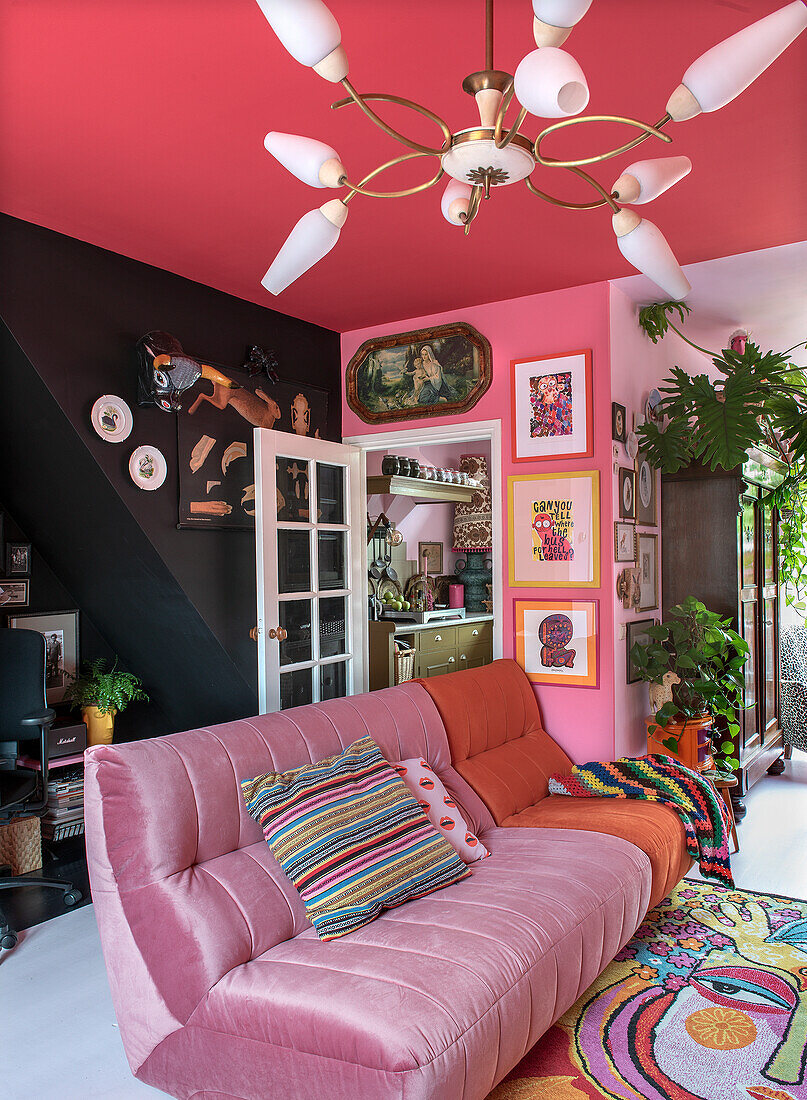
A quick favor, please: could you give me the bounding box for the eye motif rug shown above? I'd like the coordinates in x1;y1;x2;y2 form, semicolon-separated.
489;881;807;1100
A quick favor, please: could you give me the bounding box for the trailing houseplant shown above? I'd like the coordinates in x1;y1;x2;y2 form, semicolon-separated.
64;658;148;746
629;597;747;777
636;301;807;606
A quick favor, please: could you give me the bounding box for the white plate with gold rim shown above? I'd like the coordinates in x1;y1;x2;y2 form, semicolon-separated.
129;445;167;490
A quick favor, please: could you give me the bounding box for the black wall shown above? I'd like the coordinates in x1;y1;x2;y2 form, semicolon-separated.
0;215;341;737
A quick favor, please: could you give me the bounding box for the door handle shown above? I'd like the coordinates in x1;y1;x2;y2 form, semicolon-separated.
249;626;260;642
268;627;288;641
448;656;455;663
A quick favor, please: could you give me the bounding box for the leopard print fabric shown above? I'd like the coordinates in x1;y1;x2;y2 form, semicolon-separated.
780;625;807;752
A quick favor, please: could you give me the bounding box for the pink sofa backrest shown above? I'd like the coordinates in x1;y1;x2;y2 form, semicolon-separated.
84;683;493;1074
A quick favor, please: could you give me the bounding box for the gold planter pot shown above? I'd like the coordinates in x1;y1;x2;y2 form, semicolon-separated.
82;705;117;747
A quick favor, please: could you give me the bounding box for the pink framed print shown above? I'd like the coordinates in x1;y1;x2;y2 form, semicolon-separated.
508;471;600;588
514;599;599;688
511;349;593;462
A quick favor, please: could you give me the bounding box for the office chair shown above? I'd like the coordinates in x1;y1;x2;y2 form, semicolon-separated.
0;628;81;950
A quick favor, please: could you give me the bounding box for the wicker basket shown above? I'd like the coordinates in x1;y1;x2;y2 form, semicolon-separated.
394;645;416;685
0;814;42;875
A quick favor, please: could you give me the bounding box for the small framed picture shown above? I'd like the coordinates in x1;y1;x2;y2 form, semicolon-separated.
635;452;657;526
618;467;636;520
612;402;627;443
627;618;658;684
511;350;593;462
0;580;29;608
614;522;637;563
514;599;599;688
418;541;443;574
7;609;80;704
6;542;31;576
637;532;659;611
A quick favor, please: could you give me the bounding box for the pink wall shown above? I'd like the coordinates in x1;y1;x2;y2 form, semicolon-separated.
342;282;616;763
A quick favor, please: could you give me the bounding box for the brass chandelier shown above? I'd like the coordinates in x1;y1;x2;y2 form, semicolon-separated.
257;0;807;300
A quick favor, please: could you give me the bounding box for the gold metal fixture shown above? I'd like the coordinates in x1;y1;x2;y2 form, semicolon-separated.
267;626;288;642
325;0;678;231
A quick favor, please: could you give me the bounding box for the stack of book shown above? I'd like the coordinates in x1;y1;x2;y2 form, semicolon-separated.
42;766;85;841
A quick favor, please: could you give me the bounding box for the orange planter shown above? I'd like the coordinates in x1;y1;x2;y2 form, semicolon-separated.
645;713;715;773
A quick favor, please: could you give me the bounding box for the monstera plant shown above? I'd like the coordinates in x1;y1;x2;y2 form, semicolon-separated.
637;301;807;607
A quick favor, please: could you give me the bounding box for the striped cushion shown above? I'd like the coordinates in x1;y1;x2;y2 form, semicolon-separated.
241;736;471;940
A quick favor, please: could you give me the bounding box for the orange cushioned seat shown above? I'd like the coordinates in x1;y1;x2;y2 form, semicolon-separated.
419;658;690;909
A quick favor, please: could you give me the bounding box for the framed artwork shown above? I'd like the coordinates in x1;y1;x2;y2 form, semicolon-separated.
346;322;491;424
614;522;637;563
0;580;29;608
627;617;658;684
8;609;79;703
618;467;636;520
515;599;599;688
418;541;443;574
177;376;329;529
511;350;593;462
635;451;657;526
612;402;627;443
6;542;31;576
508;472;600;588
637;532;659;611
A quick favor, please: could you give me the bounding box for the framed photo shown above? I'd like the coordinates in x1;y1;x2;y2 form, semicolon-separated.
418;541;443;574
346;322;491;424
614;522;637;563
618;467;636;520
511;350;593;462
637;532;659;611
6;542;31;576
7;609;79;703
177;376;329;530
0;580;29;608
627;617;658;684
635;452;657;526
612;402;627;443
508;471;600;588
515;599;598;688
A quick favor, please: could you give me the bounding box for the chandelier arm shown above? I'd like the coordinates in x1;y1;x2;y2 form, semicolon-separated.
333;80;452;156
340;152;444;201
534;114;672;169
492;80;529;151
525;176;607;212
462;185;484;235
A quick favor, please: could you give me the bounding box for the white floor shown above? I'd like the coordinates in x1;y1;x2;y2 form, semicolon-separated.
2;753;805;1099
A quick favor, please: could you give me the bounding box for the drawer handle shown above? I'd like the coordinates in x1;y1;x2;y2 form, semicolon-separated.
448;656;455;663
434;634;442;642
460;654;466;660
472;629;479;636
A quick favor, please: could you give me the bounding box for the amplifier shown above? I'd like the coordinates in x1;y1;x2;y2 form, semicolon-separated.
48;717;87;759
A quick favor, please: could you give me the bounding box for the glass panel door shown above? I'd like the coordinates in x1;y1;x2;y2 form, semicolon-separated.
254;431;366;713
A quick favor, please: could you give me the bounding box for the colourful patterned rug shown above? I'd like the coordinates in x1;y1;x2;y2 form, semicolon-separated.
489;880;807;1100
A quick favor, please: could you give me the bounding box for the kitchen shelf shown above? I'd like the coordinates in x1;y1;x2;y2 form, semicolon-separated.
366;475;476;503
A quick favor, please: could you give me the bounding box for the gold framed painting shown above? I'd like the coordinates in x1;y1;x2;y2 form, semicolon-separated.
508;471;600;588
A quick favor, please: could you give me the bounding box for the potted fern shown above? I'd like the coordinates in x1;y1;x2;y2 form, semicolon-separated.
64;658;148;746
629;597;746;777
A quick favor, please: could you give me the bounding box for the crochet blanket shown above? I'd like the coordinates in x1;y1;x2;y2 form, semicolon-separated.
548;754;734;887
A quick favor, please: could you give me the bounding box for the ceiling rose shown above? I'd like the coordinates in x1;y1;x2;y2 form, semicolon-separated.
256;0;807;301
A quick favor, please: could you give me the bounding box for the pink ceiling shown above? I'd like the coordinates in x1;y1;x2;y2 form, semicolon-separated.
1;1;805;333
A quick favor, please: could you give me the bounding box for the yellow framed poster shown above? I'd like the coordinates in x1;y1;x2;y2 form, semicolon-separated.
508;471;600;588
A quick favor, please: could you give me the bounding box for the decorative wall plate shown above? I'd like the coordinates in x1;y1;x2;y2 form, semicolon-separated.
129;445;167;490
91;395;133;443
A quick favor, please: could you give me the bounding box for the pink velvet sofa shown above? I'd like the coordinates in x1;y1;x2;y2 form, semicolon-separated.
85;680;653;1100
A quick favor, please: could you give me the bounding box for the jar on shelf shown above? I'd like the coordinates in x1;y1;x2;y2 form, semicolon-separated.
381;455;400;476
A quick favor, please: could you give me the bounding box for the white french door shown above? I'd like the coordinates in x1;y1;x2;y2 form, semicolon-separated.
254;428;367;713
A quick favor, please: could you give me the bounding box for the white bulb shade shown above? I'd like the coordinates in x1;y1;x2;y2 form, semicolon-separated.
613;214;691;301
675;0;807;115
532;0;593;30
514;48;589;118
441;180;473;226
261;201;347;295
264;132;344;189
254;0;344;70
612;156;692;204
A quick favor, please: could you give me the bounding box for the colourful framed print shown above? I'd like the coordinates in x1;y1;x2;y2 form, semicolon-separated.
515;599;599;688
511;350;593;462
635;451;657;526
618;466;636;520
614;521;637;563
638;532;659;611
508;471;600;588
